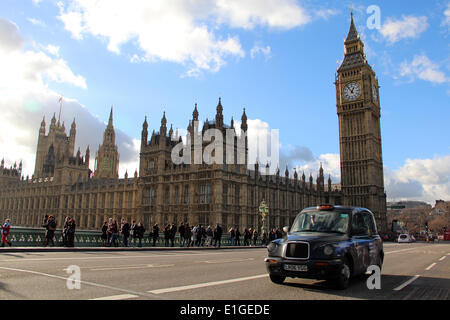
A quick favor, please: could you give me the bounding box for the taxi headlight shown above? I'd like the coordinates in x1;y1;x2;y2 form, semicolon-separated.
323;244;334;256
267;242;278;253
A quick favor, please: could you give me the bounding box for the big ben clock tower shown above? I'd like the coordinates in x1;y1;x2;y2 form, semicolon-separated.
335;11;387;232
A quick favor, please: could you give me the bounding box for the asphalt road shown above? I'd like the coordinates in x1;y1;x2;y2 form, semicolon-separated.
0;242;449;300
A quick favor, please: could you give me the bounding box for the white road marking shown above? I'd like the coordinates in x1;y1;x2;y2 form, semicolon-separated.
425;263;436;271
439;256;446;261
200;258;254;264
0;250;260;263
385;247;419;255
393;275;420;291
90;264;174;271
90;294;139;300
148;274;269;294
0;266;161;299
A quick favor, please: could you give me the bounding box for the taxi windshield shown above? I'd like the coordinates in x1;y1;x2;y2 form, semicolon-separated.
291;210;349;234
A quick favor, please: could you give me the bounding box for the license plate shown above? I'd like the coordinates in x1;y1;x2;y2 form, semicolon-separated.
283;264;308;272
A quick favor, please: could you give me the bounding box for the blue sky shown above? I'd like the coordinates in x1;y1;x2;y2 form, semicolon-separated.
0;0;449;203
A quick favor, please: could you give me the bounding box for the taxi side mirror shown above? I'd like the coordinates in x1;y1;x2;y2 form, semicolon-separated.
283;226;290;233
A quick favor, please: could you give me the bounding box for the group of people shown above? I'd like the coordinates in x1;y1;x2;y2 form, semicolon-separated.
36;215;273;248
97;221;274;248
155;223;224;248
101;218;146;247
229;227;284;246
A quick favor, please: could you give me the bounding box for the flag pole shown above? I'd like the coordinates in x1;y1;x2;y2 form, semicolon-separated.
58;96;63;125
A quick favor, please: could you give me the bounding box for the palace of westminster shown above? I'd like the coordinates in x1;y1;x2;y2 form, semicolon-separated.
0;14;388;233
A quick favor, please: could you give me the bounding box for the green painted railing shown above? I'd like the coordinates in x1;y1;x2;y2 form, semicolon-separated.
6;227;265;247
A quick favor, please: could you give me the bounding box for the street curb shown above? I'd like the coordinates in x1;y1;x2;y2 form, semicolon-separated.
0;246;266;253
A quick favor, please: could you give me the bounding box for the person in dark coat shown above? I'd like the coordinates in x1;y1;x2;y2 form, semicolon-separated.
243;228;251;246
269;229;276;241
43;215;57;247
235;228;241;246
136;222;145;247
206;226;213;246
184;223;192;247
163;224;171;247
170;223;176;247
214;224;223;248
121;219;130;247
178;223;185;247
198;225;205;246
275;228;282;239
101;221;108;246
62;216;70;247
66;217;76;247
252;229;258;246
262;231;268;246
152;223;159;247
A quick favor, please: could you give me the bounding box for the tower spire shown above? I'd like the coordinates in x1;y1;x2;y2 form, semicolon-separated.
193;103;199;121
345;8;359;43
108;106;113;127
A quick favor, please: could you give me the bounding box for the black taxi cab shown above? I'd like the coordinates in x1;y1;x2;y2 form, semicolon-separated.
264;205;384;289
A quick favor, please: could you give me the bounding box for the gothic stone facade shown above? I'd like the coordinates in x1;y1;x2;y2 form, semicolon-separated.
0;16;387;232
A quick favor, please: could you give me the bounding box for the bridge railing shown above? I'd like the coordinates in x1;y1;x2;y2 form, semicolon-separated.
6;227;265;247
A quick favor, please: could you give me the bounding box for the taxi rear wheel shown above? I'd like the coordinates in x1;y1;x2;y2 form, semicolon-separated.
269;274;286;284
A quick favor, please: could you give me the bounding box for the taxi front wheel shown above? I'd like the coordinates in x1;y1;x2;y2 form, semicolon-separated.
270;274;286;284
336;258;351;290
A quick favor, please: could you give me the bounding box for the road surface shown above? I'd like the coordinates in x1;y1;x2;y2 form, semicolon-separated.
0;242;448;300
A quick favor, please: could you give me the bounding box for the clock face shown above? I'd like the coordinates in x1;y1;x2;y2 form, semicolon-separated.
343;82;361;101
372;85;378;102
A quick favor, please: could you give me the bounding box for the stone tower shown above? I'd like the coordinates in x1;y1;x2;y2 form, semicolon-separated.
33;113;75;179
94;107;119;179
335;11;387;231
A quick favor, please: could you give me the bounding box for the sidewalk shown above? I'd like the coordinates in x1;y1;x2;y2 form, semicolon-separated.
0;245;266;253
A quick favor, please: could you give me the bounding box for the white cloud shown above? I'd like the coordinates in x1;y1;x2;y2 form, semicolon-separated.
27;18;46;28
443;3;450;28
0;19;23;52
56;0;313;76
313;8;340;21
380;15;428;43
385;155;450;204
42;44;60;57
250;45;271;60
0;18;137;178
293;153;341;183
214;0;310;29
399;54;449;84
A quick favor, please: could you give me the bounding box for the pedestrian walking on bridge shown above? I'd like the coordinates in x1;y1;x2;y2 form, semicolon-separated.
152;223;159;247
43;215;56;247
1;218;12;247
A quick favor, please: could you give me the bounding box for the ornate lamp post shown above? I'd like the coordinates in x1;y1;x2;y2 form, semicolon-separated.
259;200;269;237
